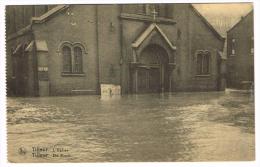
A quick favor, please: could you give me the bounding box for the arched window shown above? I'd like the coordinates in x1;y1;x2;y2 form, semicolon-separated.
196;51;210;75
62;46;72;73
73;46;83;73
251;36;254;54
197;53;203;74
203;53;210;74
231;38;236;55
60;42;86;75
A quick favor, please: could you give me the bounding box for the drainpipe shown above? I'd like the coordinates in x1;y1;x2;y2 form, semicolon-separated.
95;5;101;95
133;49;138;93
119;5;124;94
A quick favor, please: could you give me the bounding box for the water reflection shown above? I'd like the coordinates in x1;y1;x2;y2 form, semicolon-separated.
7;91;254;162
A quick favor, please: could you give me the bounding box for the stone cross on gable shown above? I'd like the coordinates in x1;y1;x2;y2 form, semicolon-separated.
151;8;158;21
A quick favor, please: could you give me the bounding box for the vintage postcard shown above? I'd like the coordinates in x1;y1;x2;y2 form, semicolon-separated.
2;0;257;165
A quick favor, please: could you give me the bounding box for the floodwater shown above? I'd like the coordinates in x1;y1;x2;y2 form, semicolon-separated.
7;90;255;162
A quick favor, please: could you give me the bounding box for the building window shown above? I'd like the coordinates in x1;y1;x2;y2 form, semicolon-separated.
146;4;159;16
251;36;254;54
62;46;72;73
231;38;236;56
73;47;83;73
145;4;172;18
122;4;145;15
196;51;210;75
135;4;146;14
61;42;86;74
122;4;172;18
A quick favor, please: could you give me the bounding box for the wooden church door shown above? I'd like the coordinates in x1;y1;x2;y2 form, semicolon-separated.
137;66;161;93
136;44;169;93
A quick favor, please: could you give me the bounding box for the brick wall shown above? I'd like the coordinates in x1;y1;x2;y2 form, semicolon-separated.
32;5;99;95
227;11;254;89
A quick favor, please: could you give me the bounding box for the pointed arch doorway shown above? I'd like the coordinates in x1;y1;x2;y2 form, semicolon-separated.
133;44;170;93
129;23;176;94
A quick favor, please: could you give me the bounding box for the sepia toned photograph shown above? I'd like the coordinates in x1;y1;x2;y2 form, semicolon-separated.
5;2;254;162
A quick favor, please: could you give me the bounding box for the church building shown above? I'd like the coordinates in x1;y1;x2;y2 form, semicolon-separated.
6;4;226;96
226;10;254;89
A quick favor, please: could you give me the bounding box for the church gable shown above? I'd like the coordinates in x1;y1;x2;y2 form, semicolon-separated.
189;5;225;42
188;5;225;54
132;23;176;51
131;23;177;65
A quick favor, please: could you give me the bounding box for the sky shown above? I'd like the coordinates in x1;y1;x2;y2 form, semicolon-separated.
193;3;253;35
193;3;253;17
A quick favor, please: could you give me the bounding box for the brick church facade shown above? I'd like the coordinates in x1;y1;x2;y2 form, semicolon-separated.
6;4;226;96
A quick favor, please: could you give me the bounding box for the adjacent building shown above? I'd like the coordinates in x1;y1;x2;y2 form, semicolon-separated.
6;4;226;96
226;10;254;89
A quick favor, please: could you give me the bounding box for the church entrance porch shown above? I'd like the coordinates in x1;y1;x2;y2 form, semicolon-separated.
131;44;170;94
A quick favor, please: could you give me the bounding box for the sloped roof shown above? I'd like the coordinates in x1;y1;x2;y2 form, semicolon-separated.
7;5;69;41
25;40;48;52
32;5;69;24
227;9;253;33
7;25;32;41
25;41;34;52
12;43;23;55
132;23;176;50
190;5;225;41
218;51;226;60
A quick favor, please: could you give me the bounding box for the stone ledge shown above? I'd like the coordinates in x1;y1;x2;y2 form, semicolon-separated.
61;73;86;77
195;74;211;78
119;13;176;25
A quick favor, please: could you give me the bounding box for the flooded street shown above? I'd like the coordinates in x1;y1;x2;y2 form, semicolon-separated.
7;90;255;162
